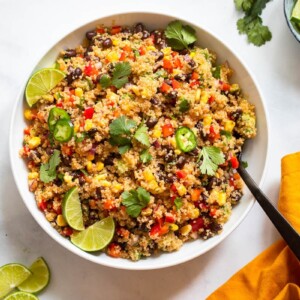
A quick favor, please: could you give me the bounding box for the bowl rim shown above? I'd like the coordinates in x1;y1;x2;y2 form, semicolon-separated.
284;0;300;43
9;11;270;270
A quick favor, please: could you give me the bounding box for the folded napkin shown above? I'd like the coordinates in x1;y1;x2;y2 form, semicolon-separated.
207;152;300;300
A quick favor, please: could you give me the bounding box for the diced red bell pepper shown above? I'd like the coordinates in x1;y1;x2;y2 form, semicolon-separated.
176;170;187;179
24;128;30;135
170;184;178;194
209;208;217;217
56;101;63;108
189;80;200;88
63;227;73;236
173;57;182;69
84;107;94;119
190;189;202;201
38;200;47;211
230;156;239;169
208;95;215;104
123;45;132;52
163;59;173;70
165;212;175;223
160;82;172;93
111;25;122;35
97;27;105;34
84;64;98;76
149;220;169;237
219;81;231;91
119;51;126;61
209;125;220;141
139;46;146;56
191;71;199;80
103;199;116;211
61;145;73;156
107;243;122;258
172;79;181;89
162;123;174;137
190;217;205;232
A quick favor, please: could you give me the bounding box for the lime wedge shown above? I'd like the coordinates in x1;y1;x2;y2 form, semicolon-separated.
0;264;31;298
291;0;300;23
25;68;65;107
4;291;39;300
71;217;115;252
62;187;84;231
17;257;50;294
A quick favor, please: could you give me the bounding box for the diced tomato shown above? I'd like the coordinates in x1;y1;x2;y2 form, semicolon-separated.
107;243;122;258
172;79;181;89
163;59;173;71
56;101;63;108
63;227;73;236
84;64;98;76
122;45;132;52
219;81;231;91
191;71;199;80
103;199;116;211
165;212;175;223
233;173;241;180
53;205;62;215
70;89;75;96
170;184;178;194
189;80;200;88
173;57;182;69
208;95;215;104
190;189;202;201
160;82;172;93
190;217;205;232
209;125;220;141
230;156;239;169
176;170;187;179
199;201;209;211
149;220;169;238
210;208;217;217
119;51;126;61
61;145;73;156
38;200;47;211
139;46;146;56
97;27;105;34
83;107;94;119
111;25;122;35
170;195;176;203
229;176;235;187
23;128;30;135
162;123;174;137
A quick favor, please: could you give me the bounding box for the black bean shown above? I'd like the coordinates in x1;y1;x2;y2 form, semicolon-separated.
96;188;103;199
201;193;209;201
164;79;172;86
206;177;222;191
155;51;164;61
152;140;160;148
174;74;187;81
231;190;243;203
102;38;113;49
104;156;114;166
54;179;63;187
188;59;196;69
209;222;223;233
122;27;132;34
134;23;145;33
230;109;242;121
176;156;187;169
61;155;71;166
167;91;178;103
74;67;82;76
157;40;167;50
88;128;98;137
146;118;158;129
153;64;162;73
64;49;76;58
150;97;159;106
179;49;190;55
66;68;82;84
165;150;175;163
166;175;177;184
158;163;165;171
86;30;97;40
185;73;192;82
142;30;150;40
84;46;93;57
188;148;199;157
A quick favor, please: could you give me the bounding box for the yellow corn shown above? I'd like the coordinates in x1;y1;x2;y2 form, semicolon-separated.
87;153;95;161
74;123;80;133
195;89;201;102
141;207;153;216
148;180;159;191
190;51;196;58
96;162;104;171
146;46;156;51
217;192;227;206
84;119;93;131
180;224;192;236
170;137;177;149
64;174;73;183
152;128;162;138
100;180;111;187
75;87;83;98
200;91;209;104
24;109;34;121
175;149;182;155
230;83;240;93
56;214;67;227
162;47;171;56
112;39;119;46
190;208;200;219
112;183;123;193
169;223;179;231
177;184;187;196
172;69;181;75
203;115;212;126
131;86;140;96
28;172;39;180
224;120;236;132
94;174;107;182
86;161;94;172
143;169;155;182
28;137;41;149
107;51;119;62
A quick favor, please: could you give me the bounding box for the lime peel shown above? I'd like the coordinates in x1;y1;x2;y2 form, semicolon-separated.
4;291;39;300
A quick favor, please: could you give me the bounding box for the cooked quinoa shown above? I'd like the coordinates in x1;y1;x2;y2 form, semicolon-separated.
20;22;256;261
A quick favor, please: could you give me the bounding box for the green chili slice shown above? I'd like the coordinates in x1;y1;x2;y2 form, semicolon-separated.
48;107;70;132
53;119;74;142
175;127;197;152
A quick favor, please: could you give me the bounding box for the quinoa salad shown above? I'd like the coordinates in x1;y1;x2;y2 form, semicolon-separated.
20;21;256;261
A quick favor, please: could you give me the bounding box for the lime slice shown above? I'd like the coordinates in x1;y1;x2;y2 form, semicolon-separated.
0;264;31;298
71;217;115;252
4;291;39;300
62;187;84;231
291;0;300;23
17;257;50;294
25;68;65;107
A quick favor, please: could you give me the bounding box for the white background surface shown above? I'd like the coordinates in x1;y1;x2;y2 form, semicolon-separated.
0;0;299;299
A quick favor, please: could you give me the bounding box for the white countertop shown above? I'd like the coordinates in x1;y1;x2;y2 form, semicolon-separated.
1;0;299;299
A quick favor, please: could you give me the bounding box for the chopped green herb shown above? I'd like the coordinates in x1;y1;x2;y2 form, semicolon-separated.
99;74;111;88
154;69;168;79
241;160;248;168
111;62;131;89
140;149;152;163
165;20;197;50
80;169;89;176
212;66;221;79
109;116;137;136
133;50;140;57
121;187;150;217
179;98;190;113
174;197;183;210
134;123;150;147
75;132;86;143
220;130;232;140
40;150;61;183
199;146;225;176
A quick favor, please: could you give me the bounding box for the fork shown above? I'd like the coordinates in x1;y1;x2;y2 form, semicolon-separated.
238;152;300;261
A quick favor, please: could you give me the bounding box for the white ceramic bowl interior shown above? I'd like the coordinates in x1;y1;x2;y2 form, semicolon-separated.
10;12;269;270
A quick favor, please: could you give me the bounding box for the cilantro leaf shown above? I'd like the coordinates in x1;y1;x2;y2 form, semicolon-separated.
134;123;150;147
249;0;272;17
99;74;111;88
111;62;131;89
220;130;232;140
199;146;225;176
140;149;152;163
242;160;248;168
118;144;131;154
40;150;61;183
165;20;197;50
109;116;137;136
212;66;221;79
179;99;190;113
174;197;183;210
234;0;253;12
121;187;150;217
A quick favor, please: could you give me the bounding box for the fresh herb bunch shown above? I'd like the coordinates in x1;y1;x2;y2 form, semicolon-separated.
234;0;273;46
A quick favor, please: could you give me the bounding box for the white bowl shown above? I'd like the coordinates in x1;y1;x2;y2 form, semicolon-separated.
9;12;269;270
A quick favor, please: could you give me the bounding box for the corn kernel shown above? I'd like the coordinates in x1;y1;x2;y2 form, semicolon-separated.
217;192;227;206
87;153;95;161
224;120;236;132
112;39;119;46
101;180;111;187
75;87;83;98
175;149;182;155
180;224;192;236
131;86;140;96
28;137;41;149
162;47;171;56
112;183;123;193
141;207;153;216
195;89;201;102
28;172;39;180
152;128;162;138
143;169;155;182
56;214;67;227
24;109;34;121
170;137;177;149
169;223;179;231
96;162;104;171
107;51;119;62
177;184;187;196
230;83;240;93
190;51;196;58
172;69;181;76
146;46;156;51
148;180;159;192
203;115;212;126
64;174;73;183
200;91;209;104
86;161;93;172
190;208;200;219
84;119;93;131
94;174;107;183
74;123;80;133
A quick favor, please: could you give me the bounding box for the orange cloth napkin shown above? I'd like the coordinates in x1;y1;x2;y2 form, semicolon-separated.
207;152;300;300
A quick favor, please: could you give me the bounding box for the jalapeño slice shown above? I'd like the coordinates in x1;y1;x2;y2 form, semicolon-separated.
48;107;70;132
175;126;197;152
53;119;74;142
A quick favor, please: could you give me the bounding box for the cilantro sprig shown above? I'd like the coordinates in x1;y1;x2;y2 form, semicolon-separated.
40;150;61;183
165;21;197;50
198;146;225;176
140;149;152;163
174;197;183;210
234;0;272;46
121;187;150;217
100;62;131;89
